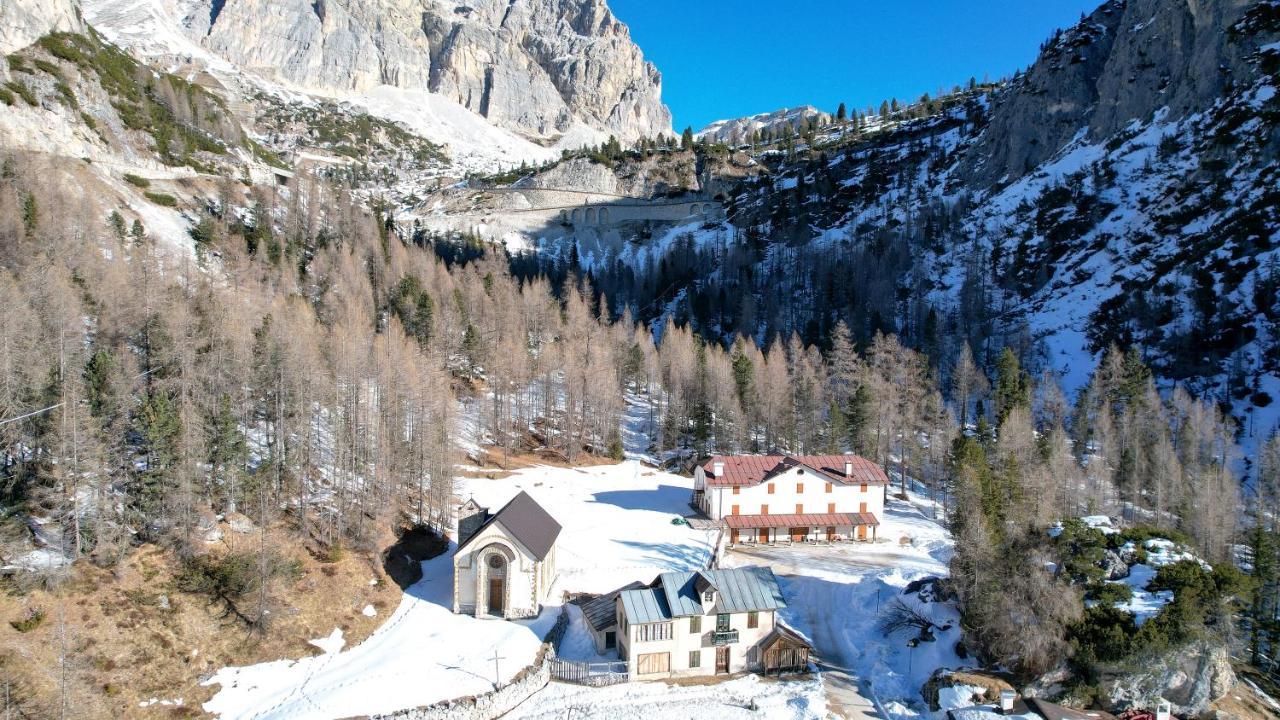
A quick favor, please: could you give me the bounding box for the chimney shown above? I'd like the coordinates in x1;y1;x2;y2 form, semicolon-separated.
1155;700;1171;720
844;460;853;477
713;461;725;478
998;690;1016;715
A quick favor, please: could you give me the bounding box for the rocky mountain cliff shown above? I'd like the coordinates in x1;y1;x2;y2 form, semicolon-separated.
965;0;1270;186
0;0;82;54
128;0;672;143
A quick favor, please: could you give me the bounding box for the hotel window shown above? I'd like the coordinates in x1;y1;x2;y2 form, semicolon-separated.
767;483;775;494
690;615;701;633
689;650;701;668
825;482;833;493
859;502;868;513
761;504;769;515
827;503;836;514
732;486;740;495
795;503;804;514
796;482;804;494
860;483;868;492
731;504;740;516
747;611;759;629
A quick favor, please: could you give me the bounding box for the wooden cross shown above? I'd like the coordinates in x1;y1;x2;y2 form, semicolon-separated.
491;648;506;688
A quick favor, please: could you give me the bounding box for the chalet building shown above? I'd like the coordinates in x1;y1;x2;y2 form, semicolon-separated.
606;566;811;679
693;454;889;544
452;492;561;619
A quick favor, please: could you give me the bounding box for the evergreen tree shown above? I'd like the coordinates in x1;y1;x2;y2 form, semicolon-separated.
681;126;694;151
993;348;1030;425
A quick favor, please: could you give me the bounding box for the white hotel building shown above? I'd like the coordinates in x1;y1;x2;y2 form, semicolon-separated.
693;454;889;544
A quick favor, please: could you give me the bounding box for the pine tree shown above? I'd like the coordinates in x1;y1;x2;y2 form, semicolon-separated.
836;103;847;121
681;126;694;151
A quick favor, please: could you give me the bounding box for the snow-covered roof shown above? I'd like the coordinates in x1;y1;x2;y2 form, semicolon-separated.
702;454;888;488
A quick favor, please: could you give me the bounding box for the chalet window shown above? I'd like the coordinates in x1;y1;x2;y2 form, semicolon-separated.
859;502;868;513
825;483;833;493
761;504;769;515
828;502;836;514
795;503;804;514
796;482;804;493
732;486;740;495
637;652;670;675
689;650;701;668
767;483;775;494
860;483;868;492
731;504;740;516
716;614;731;633
703;591;714;603
747;611;759;629
690;615;701;633
637;622;673;642
605;631;616;649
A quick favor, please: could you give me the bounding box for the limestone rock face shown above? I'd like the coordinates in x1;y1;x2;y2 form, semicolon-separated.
176;0;670;141
1100;641;1235;717
0;0;82;54
963;0;1271;187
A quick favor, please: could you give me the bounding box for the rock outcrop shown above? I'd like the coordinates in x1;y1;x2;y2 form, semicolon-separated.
172;0;670;142
697;105;832;144
1099;642;1235;717
0;0;82;54
963;0;1273;186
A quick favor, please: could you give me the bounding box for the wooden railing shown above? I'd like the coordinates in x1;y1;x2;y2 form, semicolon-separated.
548;658;629;687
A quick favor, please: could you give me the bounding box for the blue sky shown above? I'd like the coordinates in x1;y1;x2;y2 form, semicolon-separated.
608;0;1102;132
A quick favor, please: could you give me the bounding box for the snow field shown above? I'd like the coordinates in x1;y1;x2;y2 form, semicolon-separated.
203;461;715;719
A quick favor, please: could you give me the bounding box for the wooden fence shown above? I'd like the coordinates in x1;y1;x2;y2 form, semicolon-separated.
547;658;629;687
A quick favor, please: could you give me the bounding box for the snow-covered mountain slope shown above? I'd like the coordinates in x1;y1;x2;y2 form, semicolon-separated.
81;0;671;144
529;0;1280;451
697;105;832;144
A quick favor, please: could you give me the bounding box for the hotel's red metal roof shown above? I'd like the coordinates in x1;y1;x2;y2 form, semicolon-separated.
702;454;888;488
722;512;880;529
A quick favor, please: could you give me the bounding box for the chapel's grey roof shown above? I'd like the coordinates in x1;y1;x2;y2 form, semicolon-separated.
618;566;786;624
456;491;561;561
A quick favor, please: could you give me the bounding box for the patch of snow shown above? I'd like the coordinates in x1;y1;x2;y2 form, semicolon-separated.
360;604;376;617
307;628;345;655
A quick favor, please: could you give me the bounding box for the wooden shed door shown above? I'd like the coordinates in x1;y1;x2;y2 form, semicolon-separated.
789;527;807;542
488;578;504;614
856;525;867;540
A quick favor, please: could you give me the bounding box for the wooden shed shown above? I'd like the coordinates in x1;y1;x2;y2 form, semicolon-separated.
758;623;811;674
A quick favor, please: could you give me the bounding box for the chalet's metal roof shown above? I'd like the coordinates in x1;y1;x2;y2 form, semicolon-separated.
660;566;787;617
619;585;672;625
702;454;888;488
723;512;880;529
618;567;787;624
455;491;561;561
574;582;643;632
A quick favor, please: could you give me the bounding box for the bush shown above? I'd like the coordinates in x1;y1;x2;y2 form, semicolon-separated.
1087;581;1133;605
9;608;46;633
0;88;13;107
144;192;177;207
123;173;150;188
4;80;36;106
32;59;62;77
176;550;302;625
1112;524;1194;550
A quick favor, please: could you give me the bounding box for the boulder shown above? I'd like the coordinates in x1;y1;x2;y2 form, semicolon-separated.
1100;641;1235;717
225;512;255;534
923;669;1016;711
1023;663;1073;700
1101;549;1130;580
196;509;222;543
